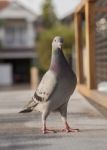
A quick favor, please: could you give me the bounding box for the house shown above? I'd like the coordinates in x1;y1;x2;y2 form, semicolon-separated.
74;0;107;109
0;0;38;89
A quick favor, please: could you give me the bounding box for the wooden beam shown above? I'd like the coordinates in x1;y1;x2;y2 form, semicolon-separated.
95;7;107;12
75;3;85;13
75;0;96;13
74;12;84;84
77;84;107;110
87;0;96;2
85;1;96;89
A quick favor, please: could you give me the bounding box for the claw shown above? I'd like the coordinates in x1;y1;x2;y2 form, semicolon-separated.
61;127;79;133
62;121;80;133
42;128;57;134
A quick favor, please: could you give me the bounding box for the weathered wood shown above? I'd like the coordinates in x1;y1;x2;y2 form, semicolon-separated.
95;7;107;12
77;84;107;110
85;1;97;89
75;3;84;13
74;13;84;84
75;0;96;13
30;67;39;89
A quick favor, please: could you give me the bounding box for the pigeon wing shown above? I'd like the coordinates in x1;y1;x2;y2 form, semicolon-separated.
33;70;57;102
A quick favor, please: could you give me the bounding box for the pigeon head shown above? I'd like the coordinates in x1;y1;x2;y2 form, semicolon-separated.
52;36;64;50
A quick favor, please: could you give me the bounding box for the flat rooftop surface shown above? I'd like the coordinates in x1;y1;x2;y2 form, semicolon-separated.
0;90;107;150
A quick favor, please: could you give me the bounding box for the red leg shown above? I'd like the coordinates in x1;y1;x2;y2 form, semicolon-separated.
62;121;79;133
42;122;56;134
42;127;56;134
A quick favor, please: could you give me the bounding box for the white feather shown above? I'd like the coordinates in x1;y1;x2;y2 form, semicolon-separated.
36;70;57;102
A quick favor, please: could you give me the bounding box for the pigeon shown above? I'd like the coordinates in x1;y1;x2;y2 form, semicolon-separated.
20;36;79;134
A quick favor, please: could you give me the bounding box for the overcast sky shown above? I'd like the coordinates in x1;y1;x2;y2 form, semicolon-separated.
18;0;81;18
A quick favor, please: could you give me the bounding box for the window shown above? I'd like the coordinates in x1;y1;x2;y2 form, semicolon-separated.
5;24;26;47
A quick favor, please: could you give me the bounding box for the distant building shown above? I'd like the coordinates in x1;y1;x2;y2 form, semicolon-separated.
0;0;38;88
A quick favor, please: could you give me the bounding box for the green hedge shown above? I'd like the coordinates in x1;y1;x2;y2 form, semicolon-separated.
37;24;75;71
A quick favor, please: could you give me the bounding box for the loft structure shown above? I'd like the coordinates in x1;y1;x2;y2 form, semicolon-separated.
74;0;107;109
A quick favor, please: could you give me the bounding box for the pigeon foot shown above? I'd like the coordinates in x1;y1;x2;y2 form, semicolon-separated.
61;127;79;133
61;122;79;133
42;128;57;134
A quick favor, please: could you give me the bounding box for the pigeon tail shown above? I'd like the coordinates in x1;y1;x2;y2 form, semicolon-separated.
19;98;38;113
19;108;33;113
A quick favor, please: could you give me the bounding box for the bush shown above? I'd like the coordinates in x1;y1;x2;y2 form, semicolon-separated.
37;23;75;71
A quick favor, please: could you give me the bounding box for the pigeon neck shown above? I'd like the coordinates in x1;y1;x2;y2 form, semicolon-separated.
50;48;72;74
50;48;60;72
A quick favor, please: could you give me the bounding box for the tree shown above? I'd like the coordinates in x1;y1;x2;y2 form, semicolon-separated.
37;23;75;71
37;0;75;73
41;0;57;28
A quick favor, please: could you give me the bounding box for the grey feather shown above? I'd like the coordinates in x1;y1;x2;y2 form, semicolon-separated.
34;70;57;102
20;36;77;121
19;98;38;113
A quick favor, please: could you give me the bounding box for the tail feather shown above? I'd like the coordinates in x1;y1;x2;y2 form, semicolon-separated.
19;98;38;113
19;108;32;113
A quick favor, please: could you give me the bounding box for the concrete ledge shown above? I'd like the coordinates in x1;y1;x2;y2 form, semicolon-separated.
77;84;107;110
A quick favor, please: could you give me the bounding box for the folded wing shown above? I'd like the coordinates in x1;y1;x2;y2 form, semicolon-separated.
33;70;57;102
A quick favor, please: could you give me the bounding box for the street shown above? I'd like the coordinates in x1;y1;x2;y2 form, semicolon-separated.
0;90;107;150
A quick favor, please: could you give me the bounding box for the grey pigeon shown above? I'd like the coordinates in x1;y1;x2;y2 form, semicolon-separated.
20;36;79;134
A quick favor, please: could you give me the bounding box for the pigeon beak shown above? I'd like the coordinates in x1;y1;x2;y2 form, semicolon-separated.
58;42;63;49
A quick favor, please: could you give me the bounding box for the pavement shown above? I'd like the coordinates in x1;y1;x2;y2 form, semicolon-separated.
0;90;107;150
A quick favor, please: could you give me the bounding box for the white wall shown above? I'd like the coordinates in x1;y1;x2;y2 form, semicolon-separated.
0;64;13;86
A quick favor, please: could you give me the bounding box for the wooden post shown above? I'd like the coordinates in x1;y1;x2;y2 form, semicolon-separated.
30;59;39;89
30;67;39;89
74;12;84;84
85;1;96;89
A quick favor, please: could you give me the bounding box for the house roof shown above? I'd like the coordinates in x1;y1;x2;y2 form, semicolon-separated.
0;0;37;15
0;0;10;10
0;0;37;21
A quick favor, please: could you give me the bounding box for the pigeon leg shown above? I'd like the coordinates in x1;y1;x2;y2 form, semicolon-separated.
41;112;56;134
59;103;79;133
41;120;56;134
62;121;79;132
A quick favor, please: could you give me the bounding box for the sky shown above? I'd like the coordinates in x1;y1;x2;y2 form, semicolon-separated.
18;0;81;19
